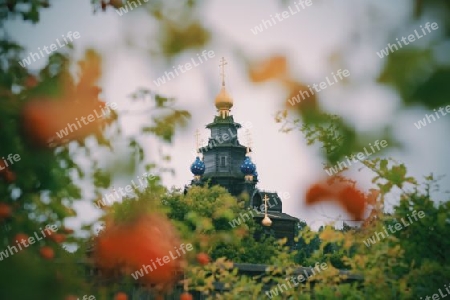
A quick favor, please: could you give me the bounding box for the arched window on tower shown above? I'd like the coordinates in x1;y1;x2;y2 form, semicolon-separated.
220;156;227;167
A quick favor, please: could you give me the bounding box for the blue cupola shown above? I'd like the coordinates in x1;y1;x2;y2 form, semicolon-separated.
190;156;205;176
240;156;256;175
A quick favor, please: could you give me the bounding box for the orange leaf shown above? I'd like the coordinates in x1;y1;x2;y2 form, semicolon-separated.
249;55;287;83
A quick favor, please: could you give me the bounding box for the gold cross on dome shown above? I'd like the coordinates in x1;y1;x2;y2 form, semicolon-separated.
219;57;227;86
262;194;272;226
195;129;201;151
263;194;270;213
245;129;252;154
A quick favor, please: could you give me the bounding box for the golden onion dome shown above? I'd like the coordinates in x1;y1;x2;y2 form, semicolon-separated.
215;86;233;111
262;216;272;227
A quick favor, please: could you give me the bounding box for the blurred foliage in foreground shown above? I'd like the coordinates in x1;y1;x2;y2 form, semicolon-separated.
88;158;450;299
0;0;449;299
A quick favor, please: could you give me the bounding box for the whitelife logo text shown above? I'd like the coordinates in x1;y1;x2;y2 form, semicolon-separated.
0;153;21;170
363;210;425;247
54;102;117;140
288;69;350;106
130;243;193;280
376;22;438;58
152;50;215;87
18;31;81;68
0;224;58;261
94;171;157;208
325;140;388;176
115;0;149;16
265;262;328;298
228;195;284;228
251;0;313;35
414;105;450;129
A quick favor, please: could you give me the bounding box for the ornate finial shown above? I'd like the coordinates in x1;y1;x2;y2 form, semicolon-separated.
215;57;233;118
195;129;201;152
219;57;227;87
195;129;203;160
262;194;272;227
245;129;252;155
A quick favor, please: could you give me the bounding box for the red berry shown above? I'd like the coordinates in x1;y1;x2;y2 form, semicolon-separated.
114;292;128;300
62;227;74;234
25;75;38;88
50;233;66;243
180;292;193;300
40;246;54;260
94;213;184;286
44;227;55;237
4;170;16;183
0;161;6;175
0;203;12;219
14;233;29;244
196;253;210;265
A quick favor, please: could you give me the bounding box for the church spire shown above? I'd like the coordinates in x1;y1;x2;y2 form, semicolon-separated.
215;57;233;118
219;56;227;87
245;129;252;156
190;129;205;181
195;129;201;156
262;194;272;227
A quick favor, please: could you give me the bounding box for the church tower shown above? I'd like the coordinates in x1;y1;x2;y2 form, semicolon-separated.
188;58;298;247
190;57;257;197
